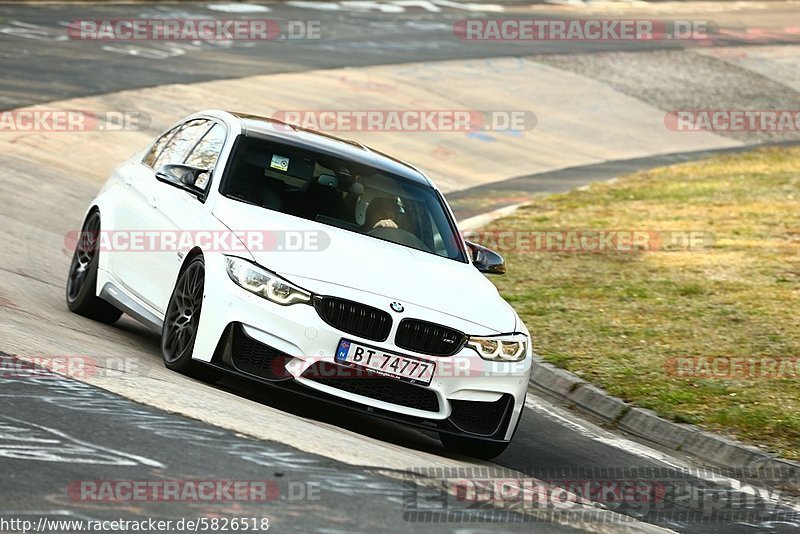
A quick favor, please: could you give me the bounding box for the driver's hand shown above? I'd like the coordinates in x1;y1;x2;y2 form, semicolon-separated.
373;219;398;229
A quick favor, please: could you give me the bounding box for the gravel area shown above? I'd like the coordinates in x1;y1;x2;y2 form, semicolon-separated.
696;45;800;93
535;48;800;143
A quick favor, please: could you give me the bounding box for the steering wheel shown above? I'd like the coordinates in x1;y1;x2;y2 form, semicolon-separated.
367;226;431;252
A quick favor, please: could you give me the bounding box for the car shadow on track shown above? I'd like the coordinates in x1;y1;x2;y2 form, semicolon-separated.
214;373;457;458
104;315;487;463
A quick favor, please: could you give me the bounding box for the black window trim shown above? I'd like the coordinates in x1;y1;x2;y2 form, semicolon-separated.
182;120;229;203
143;117;229;204
142;124;180;169
182;120;228;171
435;189;470;264
142;117;215;170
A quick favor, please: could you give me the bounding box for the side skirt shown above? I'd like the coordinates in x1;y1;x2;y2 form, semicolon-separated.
99;282;164;333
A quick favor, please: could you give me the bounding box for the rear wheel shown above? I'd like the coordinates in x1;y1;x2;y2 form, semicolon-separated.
161;255;223;383
65;210;123;324
439;432;510;460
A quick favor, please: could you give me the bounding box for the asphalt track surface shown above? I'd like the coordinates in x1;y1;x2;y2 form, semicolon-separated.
1;2;799;533
1;353;567;533
2;1;800;109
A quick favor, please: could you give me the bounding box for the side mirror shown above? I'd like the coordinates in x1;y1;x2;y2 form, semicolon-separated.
156;164;209;199
466;241;506;275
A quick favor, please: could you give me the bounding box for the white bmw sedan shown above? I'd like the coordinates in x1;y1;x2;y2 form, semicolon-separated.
66;110;531;458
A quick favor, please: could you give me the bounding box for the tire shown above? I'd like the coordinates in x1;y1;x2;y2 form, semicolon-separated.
65;210;123;324
161;255;223;383
439;432;510;460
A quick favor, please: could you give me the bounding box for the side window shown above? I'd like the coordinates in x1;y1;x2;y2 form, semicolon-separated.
152;119;210;170
143;126;178;168
184;123;226;190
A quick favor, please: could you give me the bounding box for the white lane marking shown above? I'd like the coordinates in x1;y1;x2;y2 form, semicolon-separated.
1;416;166;468
542;1;779;14
0;21;68;41
432;0;505;11
460;201;530;231
526;396;683;466
286;1;343;11
207;3;272;13
286;1;504;13
524;396;800;511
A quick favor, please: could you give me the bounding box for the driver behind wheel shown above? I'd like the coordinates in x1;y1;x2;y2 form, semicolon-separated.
364;196;404;230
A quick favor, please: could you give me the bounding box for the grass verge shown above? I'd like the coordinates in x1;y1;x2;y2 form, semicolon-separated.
484;146;800;460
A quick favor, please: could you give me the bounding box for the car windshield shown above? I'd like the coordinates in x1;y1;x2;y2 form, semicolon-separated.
220;135;466;262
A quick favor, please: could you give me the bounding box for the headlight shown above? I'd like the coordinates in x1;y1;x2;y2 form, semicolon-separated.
467;333;528;362
225;256;311;306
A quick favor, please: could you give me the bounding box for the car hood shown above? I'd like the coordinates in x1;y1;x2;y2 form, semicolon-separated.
213;198;517;334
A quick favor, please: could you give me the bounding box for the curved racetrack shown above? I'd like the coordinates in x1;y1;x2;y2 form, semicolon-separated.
2;2;799;532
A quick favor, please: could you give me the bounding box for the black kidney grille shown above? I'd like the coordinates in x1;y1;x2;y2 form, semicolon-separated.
395;319;467;357
314;297;392;341
448;394;513;436
302;361;439;412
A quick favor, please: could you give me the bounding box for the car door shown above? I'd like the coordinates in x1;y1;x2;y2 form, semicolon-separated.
115;118;212;313
146;120;229;313
107;123;178;301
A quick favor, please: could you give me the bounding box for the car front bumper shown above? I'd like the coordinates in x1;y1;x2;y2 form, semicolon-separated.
192;254;531;442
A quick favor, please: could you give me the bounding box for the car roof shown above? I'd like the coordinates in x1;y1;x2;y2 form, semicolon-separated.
221;111;434;188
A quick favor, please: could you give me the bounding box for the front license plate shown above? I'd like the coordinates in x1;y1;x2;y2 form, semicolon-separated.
335;339;435;386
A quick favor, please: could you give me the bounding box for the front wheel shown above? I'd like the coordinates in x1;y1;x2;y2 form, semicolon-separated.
439;432;510;460
161;255;223;383
65;210;123;324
